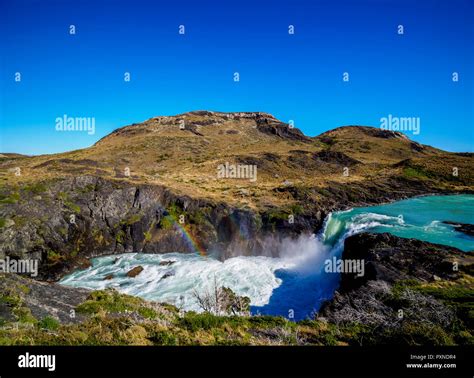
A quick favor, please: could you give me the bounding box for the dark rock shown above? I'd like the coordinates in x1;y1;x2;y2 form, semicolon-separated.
126;266;144;278
312;150;360;167
160;271;174;280
320;233;473;327
159;260;175;266
255;116;311;142
0;273;89;324
443;221;474;237
337;233;468;292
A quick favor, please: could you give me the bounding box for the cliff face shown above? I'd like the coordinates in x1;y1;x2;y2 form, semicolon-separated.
320;233;474;343
0;175;322;280
335;233;471;291
1;111;473;280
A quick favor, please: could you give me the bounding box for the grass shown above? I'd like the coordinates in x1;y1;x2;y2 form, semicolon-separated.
65;200;81;214
38;316;60;331
120;213;143;226
403;166;430;180
56;191;81;213
143;230;152;242
0;192;20;204
115;230;126;244
23;182;47;195
159;216;174;230
0;284;471;346
178;312;228;331
76;289;157;320
46;250;64;265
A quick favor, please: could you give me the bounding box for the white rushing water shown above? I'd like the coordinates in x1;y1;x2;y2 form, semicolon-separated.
60;195;474;320
60;234;332;319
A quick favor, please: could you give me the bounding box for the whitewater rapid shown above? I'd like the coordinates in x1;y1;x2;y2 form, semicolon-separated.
60;235;333;319
60;195;474;320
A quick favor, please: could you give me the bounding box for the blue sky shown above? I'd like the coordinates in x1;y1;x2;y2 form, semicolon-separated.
1;0;473;154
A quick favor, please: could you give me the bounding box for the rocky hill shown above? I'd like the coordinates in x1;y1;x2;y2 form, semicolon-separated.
0;111;473;279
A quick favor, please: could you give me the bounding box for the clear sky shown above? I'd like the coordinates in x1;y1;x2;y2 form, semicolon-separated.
1;0;473;155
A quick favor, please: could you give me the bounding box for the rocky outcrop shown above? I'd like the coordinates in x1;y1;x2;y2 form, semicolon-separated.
256;117;311;142
0;175;325;280
0;273;89;324
336;233;470;291
320;233;473;336
443;221;474;237
312;150;360;167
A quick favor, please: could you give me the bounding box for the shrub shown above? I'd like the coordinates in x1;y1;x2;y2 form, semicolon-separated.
38;316;60;331
179;312;226;331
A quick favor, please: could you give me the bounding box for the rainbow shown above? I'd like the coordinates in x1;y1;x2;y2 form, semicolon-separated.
157;208;207;256
173;219;207;256
156;205;249;257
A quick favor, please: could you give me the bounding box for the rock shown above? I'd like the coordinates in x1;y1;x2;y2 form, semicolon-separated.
0;273;89;324
104;274;114;280
76;258;92;270
337;232;468;291
312;150;360;167
255;116;311;142
237;189;250;196
159;260;175;266
443;221;474;237
160;271;174;280
319;233;473;328
126;266;144;278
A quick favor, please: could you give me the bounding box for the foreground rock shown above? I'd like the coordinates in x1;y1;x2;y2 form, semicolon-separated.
0;273;89;324
320;233;474;345
126;266;144;278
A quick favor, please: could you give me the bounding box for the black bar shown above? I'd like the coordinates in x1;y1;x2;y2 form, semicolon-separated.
0;346;472;377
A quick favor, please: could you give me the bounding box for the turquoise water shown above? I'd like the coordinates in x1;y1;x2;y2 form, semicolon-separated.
322;194;474;251
61;194;474;320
